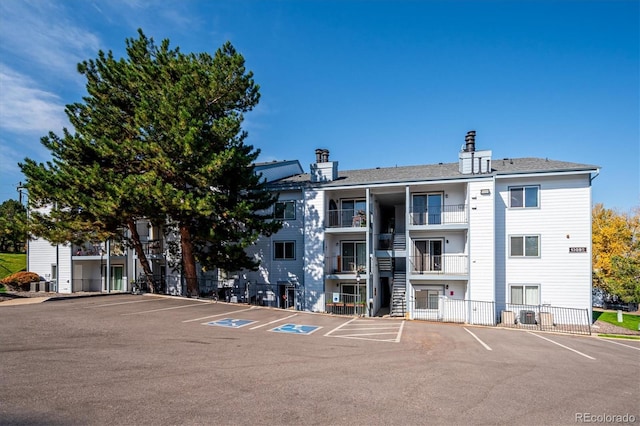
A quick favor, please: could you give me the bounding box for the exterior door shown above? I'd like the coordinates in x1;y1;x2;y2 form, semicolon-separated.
414;241;428;273
427;194;442;225
109;266;124;291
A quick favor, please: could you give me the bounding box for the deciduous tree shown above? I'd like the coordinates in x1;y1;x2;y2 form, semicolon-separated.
592;204;640;303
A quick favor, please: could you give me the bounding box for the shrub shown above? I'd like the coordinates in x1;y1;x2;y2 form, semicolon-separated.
0;271;42;291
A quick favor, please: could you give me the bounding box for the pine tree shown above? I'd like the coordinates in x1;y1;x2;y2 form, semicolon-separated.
20;30;281;296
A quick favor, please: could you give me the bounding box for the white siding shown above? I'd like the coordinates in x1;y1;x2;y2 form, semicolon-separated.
28;238;57;283
303;188;325;311
468;179;495;302
496;174;592;310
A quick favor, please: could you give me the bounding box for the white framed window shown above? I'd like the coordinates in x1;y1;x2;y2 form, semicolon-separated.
341;241;366;272
510;285;540;305
274;241;295;260
274;201;295;220
510;235;540;257
509;186;539;208
415;287;442;309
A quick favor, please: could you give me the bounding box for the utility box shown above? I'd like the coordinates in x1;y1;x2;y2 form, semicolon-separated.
501;310;516;325
520;310;536;325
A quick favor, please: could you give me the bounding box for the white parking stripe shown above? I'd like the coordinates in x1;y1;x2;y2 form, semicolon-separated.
324;318;358;336
249;314;298;330
464;327;492;351
87;298;161;308
121;303;206;315
182;307;255;323
598;338;640;351
527;332;595;360
395;321;405;343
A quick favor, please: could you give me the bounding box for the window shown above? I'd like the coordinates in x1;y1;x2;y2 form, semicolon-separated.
341;199;366;227
510;285;540;305
416;289;440;309
510;235;539;257
510;186;539;208
341;241;366;272
274;241;295;260
274;201;295;220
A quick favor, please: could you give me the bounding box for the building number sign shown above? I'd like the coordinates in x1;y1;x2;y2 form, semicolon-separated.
569;247;587;253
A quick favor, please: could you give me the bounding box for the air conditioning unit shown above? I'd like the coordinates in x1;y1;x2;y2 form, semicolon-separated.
520;310;536;325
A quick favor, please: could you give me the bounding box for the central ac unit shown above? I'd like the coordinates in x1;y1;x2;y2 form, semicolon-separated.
520;310;536;325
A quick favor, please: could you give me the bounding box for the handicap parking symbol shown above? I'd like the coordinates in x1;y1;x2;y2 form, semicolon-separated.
206;318;256;328
270;323;321;335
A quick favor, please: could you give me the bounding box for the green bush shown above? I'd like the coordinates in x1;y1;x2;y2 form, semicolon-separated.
0;271;42;291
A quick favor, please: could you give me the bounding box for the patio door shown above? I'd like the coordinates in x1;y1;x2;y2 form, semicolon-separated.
427;194;442;225
414;239;443;272
104;265;124;291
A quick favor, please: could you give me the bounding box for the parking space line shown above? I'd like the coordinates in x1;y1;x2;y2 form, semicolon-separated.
182;307;255;323
527;332;595;360
395;321;405;343
324;318;357;336
86;298;162;308
464;327;492;351
249;314;298;330
121;303;206;315
598;338;640;351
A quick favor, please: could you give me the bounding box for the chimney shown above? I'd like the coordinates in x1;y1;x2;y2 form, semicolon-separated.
311;148;338;182
464;130;476;152
459;130;492;174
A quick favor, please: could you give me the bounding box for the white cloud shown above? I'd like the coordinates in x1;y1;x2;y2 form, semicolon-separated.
0;66;68;135
0;0;101;81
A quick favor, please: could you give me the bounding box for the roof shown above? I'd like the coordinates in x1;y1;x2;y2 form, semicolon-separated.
267;157;599;189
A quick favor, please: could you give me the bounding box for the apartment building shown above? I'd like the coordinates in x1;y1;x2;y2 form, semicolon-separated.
28;131;598;324
243;131;599;322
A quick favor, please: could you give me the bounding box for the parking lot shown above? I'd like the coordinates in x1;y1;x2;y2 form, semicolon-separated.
1;294;638;425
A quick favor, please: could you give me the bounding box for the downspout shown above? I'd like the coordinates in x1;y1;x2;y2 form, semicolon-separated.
106;239;111;293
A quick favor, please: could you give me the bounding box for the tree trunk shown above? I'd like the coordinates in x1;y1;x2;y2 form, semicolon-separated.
127;219;156;293
179;224;199;297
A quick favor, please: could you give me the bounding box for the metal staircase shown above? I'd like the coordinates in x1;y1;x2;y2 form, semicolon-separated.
390;270;406;317
393;233;406;251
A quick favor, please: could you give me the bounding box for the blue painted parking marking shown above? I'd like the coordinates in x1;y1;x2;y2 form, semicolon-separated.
270;324;321;335
205;318;256;328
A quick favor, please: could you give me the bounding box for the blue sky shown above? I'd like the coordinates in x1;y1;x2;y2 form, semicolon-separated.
0;0;638;212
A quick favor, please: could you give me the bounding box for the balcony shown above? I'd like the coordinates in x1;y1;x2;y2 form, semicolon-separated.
73;242;125;258
409;254;468;276
326;209;367;229
409;204;468;227
141;240;163;257
325;255;366;275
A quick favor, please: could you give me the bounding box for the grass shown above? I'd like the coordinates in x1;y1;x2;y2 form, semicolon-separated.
0;253;27;280
593;310;640;332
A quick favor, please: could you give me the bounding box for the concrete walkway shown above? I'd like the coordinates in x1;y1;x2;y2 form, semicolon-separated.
0;296;51;306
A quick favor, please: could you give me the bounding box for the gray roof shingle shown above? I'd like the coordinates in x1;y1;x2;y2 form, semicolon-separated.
268;157;599;189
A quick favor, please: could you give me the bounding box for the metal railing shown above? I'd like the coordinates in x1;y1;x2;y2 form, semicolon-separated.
500;303;591;335
409;254;468;275
326;255;366;274
325;292;365;316
409;203;468;226
407;297;496;325
326;209;367;228
73;243;125;257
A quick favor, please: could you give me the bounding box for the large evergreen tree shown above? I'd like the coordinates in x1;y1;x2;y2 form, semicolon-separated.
20;30;281;296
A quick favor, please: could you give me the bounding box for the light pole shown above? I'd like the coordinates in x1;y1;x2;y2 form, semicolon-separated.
17;182;28;271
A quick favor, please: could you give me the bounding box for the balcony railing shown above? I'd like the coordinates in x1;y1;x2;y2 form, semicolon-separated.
142;240;163;255
409;254;468;275
73;243;125;257
327;209;367;228
326;255;366;275
409;203;468;226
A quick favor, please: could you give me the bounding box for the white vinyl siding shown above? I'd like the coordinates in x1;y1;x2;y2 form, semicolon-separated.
467;179;495;302
497;174;592;310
